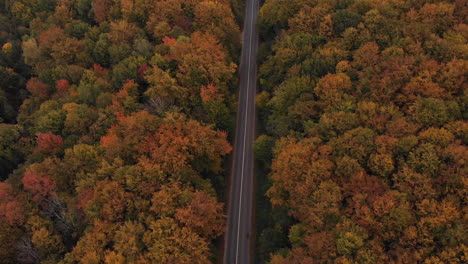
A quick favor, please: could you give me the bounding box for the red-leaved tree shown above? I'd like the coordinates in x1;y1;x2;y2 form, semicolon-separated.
22;169;56;203
26;78;49;99
55;79;71;93
0;183;24;226
36;132;64;153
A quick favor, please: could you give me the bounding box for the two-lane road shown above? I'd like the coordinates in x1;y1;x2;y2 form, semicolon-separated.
224;0;259;263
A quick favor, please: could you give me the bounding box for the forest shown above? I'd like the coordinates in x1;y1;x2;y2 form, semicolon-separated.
0;0;242;262
255;0;467;263
1;0;467;263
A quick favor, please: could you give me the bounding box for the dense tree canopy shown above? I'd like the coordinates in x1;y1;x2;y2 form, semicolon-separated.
0;0;240;262
256;0;467;263
2;0;467;263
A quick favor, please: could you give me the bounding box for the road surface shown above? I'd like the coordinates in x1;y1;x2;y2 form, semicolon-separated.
224;0;259;263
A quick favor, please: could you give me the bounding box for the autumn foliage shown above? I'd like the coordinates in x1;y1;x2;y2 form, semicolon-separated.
55;79;70;93
256;0;467;263
3;0;466;263
0;183;24;226
0;0;239;262
36;132;63;153
22;168;56;203
141;113;232;173
26;78;49;99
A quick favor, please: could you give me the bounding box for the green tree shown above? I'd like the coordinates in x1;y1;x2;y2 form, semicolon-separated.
333;9;361;35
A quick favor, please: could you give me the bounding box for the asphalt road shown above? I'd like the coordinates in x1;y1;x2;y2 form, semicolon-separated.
224;0;259;263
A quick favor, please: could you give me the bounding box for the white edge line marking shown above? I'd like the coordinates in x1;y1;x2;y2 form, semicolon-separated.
235;0;255;263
